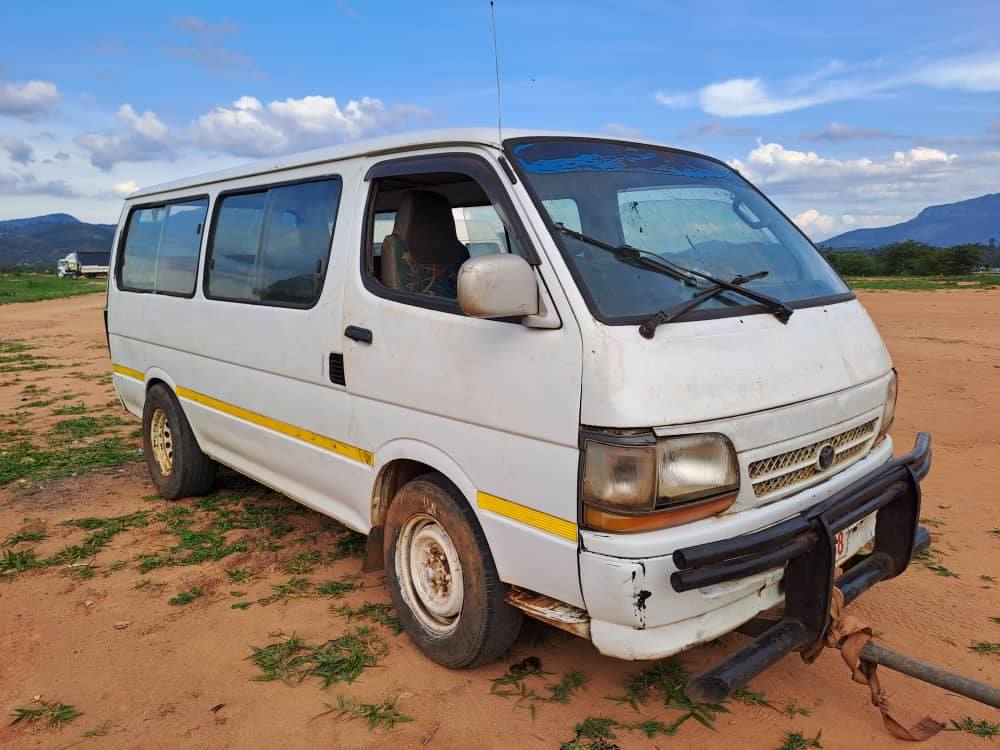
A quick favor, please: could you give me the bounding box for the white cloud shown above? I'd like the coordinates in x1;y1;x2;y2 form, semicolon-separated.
0;136;34;164
731;141;959;196
793;209;837;236
76;104;173;170
188;94;429;157
0;79;61;119
913;53;1000;93
655;51;1000;118
112;180;138;197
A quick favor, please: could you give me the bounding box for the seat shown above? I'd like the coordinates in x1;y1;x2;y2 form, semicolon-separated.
381;190;469;299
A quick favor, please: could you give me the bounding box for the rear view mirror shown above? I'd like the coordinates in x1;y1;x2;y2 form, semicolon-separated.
458;254;539;319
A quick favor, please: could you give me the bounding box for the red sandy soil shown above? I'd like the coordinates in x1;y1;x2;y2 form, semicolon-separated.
1;290;997;749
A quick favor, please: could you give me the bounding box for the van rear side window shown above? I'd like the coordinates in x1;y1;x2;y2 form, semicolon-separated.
206;177;342;307
118;198;208;296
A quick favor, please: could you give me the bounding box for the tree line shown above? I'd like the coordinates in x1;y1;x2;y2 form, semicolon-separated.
822;241;998;277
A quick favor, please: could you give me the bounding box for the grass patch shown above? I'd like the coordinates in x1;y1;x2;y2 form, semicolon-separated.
950;717;999;738
284;549;323;574
969;641;1000;656
248;628;388;687
559;715;675;749
332;601;403;634
1;548;40;579
136;493;300;573
913;549;959;577
331;529;366;560
168;587;204;606
231;601;251;610
604;659;729;731
846;274;1000;291
226;568;252;583
0;273;106;304
0;436;141;484
9;697;82;728
258;577;312;606
777;731;823;750
318;695;413;731
49;414;127;442
314;577;359;599
489;658;588;718
3;520;46;546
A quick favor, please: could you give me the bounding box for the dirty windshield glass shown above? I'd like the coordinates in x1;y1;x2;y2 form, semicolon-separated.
508;139;848;321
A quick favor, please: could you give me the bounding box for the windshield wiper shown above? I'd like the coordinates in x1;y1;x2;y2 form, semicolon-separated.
554;224;700;287
554;223;794;334
638;270;774;339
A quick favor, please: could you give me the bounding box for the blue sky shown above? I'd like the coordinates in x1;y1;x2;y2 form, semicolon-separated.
1;0;998;239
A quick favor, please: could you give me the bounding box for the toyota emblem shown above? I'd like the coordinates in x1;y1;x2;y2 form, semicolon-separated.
817;444;836;471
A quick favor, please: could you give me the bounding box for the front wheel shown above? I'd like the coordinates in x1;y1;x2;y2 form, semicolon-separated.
142;383;216;499
384;473;523;667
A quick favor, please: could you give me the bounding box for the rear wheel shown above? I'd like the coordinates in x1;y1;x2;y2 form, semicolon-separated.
142;384;216;499
384;473;523;667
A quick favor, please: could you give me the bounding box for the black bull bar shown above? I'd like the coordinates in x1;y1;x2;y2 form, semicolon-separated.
670;432;932;703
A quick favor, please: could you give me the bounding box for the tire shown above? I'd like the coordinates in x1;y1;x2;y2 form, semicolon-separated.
142;383;216;499
384;473;523;668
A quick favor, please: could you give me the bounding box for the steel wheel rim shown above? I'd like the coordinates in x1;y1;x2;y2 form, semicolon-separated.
150;407;173;475
395;514;463;635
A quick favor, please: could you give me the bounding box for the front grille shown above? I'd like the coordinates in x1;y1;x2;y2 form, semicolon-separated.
748;418;879;499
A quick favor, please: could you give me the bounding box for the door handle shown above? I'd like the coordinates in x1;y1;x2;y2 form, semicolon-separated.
345;325;373;344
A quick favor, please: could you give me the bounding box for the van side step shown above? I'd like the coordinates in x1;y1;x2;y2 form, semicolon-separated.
505;586;590;639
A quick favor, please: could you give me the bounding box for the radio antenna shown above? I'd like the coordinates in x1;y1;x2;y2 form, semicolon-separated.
489;1;503;143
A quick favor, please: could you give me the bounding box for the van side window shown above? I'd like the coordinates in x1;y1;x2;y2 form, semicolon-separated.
364;163;530;308
118;198;208;296
206;177;342;307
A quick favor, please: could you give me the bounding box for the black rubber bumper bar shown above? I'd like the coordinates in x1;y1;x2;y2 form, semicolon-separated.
670;432;932;703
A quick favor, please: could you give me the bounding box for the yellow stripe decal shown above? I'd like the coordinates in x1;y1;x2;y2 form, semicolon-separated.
477;491;578;542
112;364;144;381
175;385;374;467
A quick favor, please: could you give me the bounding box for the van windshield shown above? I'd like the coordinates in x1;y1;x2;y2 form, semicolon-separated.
507;138;849;322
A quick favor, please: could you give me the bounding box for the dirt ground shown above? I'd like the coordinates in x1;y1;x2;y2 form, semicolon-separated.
1;290;997;749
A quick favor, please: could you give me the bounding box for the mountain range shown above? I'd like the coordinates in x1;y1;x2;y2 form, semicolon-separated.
0;214;115;269
822;193;1000;249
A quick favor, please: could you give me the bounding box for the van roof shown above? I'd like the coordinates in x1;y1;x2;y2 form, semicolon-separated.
129;128;672;199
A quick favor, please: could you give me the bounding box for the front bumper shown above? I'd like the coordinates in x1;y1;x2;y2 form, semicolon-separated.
582;433;930;669
674;432;931;701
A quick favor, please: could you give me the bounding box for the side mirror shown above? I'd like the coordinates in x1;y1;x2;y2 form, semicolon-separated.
457;254;539;319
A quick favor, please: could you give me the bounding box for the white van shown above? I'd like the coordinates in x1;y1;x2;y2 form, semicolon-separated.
106;130;930;698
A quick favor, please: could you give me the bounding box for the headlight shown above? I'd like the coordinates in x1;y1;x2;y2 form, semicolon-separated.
581;432;739;533
878;371;897;441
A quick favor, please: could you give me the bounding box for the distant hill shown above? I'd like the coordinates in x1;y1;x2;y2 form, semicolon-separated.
821;193;1000;249
0;214;115;269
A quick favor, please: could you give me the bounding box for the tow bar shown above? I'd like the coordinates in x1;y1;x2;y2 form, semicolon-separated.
671;432;999;737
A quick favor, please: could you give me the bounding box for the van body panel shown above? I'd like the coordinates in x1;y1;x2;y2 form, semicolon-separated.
339;149;586;607
579;298;891;428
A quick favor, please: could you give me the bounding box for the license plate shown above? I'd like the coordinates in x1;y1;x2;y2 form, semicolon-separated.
834;522;862;562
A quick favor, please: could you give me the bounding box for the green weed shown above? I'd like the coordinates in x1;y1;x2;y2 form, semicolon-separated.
258;577;312;606
52;403;87;416
332;601;402;634
330;530;366;560
0;273;106;304
950;717;999;738
167;587;203;606
0;437;141;484
604;659;729;731
314;578;359;599
319;695;413;731
231;601;251;610
969;642;1000;656
284;549;322;574
777;731;823;750
9;698;82;728
248;628;388;687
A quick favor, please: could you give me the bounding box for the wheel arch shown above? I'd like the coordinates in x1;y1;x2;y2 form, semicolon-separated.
370;440;479;528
